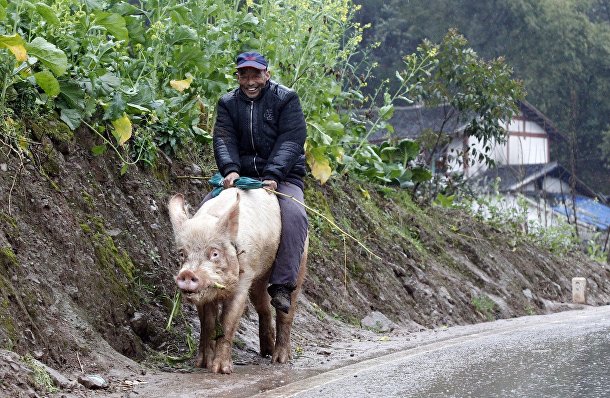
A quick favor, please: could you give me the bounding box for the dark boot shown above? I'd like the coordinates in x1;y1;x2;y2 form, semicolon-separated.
267;284;293;314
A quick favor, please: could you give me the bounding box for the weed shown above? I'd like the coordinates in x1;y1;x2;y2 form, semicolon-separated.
471;295;496;321
524;305;536;316
23;354;58;394
310;302;326;321
586;233;607;263
332;312;361;327
233;337;246;350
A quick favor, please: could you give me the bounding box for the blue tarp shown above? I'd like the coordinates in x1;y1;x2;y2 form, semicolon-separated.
550;195;610;230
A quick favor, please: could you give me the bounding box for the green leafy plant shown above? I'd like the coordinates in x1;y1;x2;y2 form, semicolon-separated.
1;1;523;190
471;295;496;321
586;233;607;264
23;354;58;394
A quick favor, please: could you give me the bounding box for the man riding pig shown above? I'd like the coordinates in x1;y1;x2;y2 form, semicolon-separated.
169;52;309;373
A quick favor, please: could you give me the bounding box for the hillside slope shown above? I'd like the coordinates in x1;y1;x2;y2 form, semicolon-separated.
1;122;609;396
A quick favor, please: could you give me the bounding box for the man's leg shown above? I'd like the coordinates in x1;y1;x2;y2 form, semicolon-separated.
268;181;308;313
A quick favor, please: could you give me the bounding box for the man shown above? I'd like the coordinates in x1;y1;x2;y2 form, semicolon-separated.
212;51;308;313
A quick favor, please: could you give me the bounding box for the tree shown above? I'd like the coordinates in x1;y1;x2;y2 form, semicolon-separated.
359;0;610;193
414;30;525;170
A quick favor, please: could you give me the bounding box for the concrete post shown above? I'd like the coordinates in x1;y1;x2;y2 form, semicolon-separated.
572;277;587;304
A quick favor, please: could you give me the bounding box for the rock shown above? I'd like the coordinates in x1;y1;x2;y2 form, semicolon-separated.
361;311;396;333
78;374;108;390
0;163;7;172
190;163;202;176
130;312;149;340
106;229;121;237
523;288;533;300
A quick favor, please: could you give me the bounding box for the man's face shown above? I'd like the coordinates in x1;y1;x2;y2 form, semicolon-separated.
237;67;270;99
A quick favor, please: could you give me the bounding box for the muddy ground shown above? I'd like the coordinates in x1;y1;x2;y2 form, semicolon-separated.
1;122;609;397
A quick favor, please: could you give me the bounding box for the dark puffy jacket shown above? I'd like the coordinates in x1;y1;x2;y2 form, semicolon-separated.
213;80;307;184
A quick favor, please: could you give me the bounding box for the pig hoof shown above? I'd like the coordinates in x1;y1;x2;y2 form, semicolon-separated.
212;359;233;374
260;344;274;358
272;347;291;363
195;353;204;368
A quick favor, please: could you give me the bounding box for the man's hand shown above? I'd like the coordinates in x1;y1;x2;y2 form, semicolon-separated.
263;180;278;191
223;172;240;188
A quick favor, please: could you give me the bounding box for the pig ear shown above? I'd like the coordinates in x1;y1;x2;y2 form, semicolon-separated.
217;191;240;241
168;194;190;230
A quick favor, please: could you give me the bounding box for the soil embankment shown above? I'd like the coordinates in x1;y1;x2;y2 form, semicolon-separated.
1;124;609;396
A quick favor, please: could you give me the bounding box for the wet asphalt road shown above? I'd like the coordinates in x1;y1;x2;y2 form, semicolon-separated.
259;306;610;398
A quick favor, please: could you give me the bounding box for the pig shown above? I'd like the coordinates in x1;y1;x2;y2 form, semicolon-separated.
168;187;307;374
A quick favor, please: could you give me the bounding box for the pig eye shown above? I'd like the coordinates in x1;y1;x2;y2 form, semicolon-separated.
209;249;220;260
178;250;186;261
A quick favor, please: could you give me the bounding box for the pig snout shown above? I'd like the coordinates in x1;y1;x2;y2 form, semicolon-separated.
176;269;207;293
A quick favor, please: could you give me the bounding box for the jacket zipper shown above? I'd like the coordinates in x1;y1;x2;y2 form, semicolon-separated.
249;100;260;176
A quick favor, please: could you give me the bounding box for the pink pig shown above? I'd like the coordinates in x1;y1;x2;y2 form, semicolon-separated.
168;188;307;374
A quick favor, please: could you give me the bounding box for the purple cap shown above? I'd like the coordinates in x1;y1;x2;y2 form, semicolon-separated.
236;52;268;70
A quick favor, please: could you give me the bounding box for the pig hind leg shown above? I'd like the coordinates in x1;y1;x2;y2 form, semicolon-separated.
250;275;275;357
273;238;308;363
196;301;218;369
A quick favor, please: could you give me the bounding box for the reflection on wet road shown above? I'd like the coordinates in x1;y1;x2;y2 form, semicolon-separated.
262;306;610;398
417;328;609;397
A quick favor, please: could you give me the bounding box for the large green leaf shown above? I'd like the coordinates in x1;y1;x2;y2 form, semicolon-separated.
397;139;420;163
58;80;85;109
324;120;344;135
242;13;259;25
96;72;121;96
125;16;146;44
35;3;60;26
378;103;395;121
84;0;104;11
0;4;6;21
169;26;198;45
111;2;140;16
60;108;83;130
411;167;433;183
34;70;60;97
104;92;126;121
25;37;67;76
93;12;129;42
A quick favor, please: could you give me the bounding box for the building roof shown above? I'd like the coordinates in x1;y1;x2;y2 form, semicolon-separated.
369;104;471;144
550;195;610;230
475;162;610;230
368;101;564;144
474;162;599;198
518;100;564;141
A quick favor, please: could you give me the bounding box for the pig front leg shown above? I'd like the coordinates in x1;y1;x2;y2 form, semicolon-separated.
211;291;250;374
196;302;218;369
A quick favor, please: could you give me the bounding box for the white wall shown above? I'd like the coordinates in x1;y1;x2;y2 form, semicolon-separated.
446;116;549;177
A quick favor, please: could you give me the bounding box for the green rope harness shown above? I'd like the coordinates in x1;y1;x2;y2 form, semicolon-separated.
209;173;264;197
